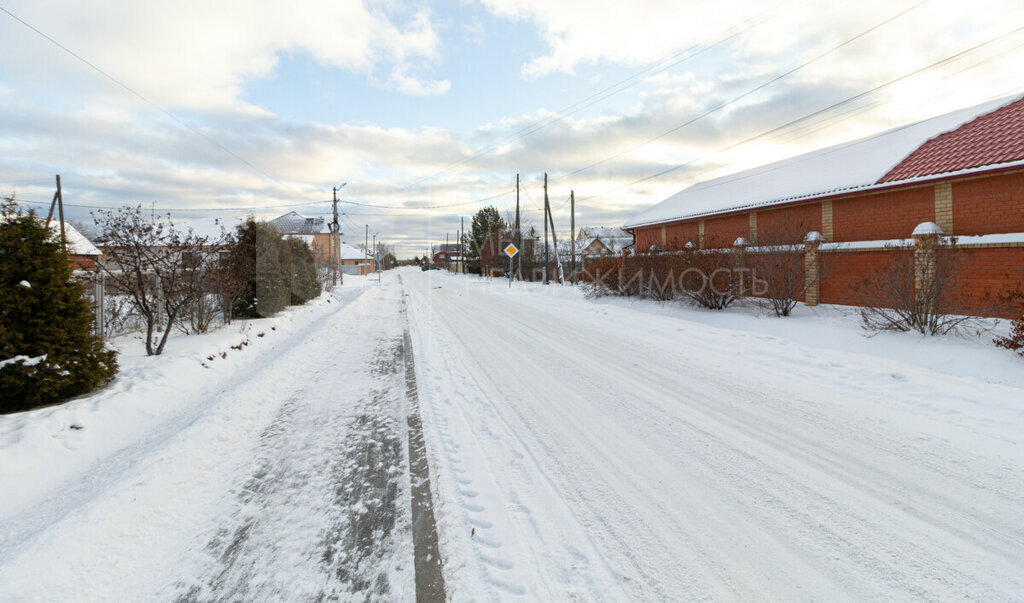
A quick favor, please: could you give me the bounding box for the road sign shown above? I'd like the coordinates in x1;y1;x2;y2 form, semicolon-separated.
504;243;519;258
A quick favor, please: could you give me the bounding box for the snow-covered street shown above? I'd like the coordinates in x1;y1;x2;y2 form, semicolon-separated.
1;268;1023;600
0;276;431;600
405;269;1024;600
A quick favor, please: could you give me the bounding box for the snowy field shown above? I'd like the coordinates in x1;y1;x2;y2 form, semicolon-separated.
1;267;1023;600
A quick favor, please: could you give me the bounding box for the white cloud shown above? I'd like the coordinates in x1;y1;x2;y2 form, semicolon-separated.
387;67;452;96
0;0;447;108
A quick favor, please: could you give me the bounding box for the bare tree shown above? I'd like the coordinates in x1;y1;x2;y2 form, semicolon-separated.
94;206;224;355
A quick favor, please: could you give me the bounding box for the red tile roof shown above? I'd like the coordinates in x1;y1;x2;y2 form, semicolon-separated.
879;95;1024;183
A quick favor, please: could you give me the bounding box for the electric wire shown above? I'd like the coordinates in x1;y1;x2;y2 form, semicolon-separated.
0;4;275;182
555;0;935;184
580;26;1024;203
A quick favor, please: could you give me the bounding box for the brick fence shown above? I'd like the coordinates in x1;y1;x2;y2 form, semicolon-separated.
617;169;1024;318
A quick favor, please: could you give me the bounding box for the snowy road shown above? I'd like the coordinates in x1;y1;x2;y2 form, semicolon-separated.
2;268;1022;601
405;269;1024;600
0;277;436;600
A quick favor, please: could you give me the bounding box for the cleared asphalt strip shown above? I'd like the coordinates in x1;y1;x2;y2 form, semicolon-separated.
402;290;446;602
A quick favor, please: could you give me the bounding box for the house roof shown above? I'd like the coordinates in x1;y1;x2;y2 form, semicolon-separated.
52;221;101;256
2;215;102;256
340;243;371;261
879;95;1024;182
579;226;630;240
624;93;1024;229
269;211;330;234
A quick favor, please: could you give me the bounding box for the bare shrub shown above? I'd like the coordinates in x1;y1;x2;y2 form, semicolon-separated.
581;245;745;310
94;206;227;355
747;219;825;317
852;240;990;336
994;290;1024;356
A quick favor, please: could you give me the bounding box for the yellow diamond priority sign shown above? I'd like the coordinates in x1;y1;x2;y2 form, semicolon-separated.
504;243;519;258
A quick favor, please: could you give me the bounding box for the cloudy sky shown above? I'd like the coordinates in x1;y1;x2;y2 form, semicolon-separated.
1;0;1022;257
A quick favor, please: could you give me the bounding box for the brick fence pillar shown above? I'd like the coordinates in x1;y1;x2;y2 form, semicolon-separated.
913;222;943;313
734;237;748;298
804;231;823;306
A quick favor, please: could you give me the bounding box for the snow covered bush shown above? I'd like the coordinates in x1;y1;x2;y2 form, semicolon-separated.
1;198;117;413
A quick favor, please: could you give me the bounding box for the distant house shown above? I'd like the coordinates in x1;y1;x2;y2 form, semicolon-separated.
269;211;333;265
432;243;462;266
575;227;632;257
1;216;104;271
339;243;375;275
54;221;103;271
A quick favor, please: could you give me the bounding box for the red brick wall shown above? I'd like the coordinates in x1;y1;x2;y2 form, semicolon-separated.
831;187;934;242
664;222;700;250
952;172;1024;235
952;246;1024;317
756;203;822;243
633;227;660;252
703;212;750;248
817;249;899;305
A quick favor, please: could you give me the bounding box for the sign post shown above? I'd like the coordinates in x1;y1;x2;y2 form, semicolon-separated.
503;243;519;288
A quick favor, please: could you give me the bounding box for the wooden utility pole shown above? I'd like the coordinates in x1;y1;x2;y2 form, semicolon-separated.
546;191;562;284
570;190;576;285
460;216;465;274
515;174;521;280
543;173;549;285
332;183;347;285
46;174;67;253
445;232;450;271
365;224;369;273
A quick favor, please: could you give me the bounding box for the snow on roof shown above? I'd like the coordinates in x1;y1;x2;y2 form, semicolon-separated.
2;216;102;256
340;243;371;261
269;211;330;234
624;94;1023;229
579;226;630;240
51;221;101;256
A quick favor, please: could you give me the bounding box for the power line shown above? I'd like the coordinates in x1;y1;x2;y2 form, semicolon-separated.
0;5;275;182
395;1;791;192
580;26;1024;203
556;0;935;184
10;188;516;213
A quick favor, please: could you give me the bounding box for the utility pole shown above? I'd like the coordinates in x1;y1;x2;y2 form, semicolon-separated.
543;173;549;285
445;232;449;271
365;224;369;275
546;191;562;284
332;182;348;286
460;216;465;274
570;190;575;285
46;174;67;253
515;173;521;281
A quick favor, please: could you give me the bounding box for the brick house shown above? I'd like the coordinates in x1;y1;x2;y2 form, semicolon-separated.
623;93;1024;316
269;211;333;265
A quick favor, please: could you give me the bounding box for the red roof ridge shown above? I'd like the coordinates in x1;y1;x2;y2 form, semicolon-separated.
879;94;1024;183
